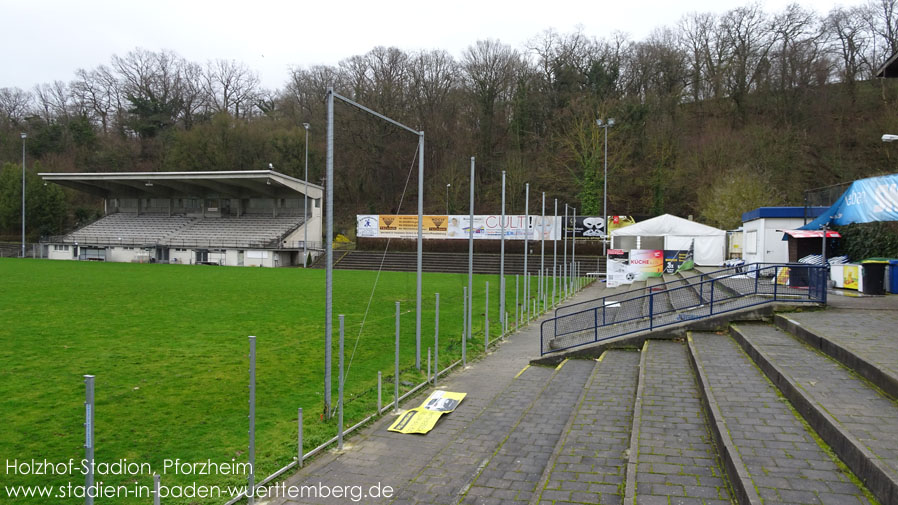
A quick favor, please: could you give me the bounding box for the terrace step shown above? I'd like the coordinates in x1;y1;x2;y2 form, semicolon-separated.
530;350;640;505
392;360;594;504
689;331;872;505
729;322;898;505
627;340;734;504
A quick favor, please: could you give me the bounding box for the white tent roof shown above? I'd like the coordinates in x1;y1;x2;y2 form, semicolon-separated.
611;214;725;237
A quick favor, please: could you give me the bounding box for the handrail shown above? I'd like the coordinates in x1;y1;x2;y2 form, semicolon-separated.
541;263;827;355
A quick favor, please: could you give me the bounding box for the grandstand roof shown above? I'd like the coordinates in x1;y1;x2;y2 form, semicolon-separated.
39;170;322;199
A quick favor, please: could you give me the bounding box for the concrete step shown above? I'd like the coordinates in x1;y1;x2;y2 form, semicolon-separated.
689;331;873;505
458;359;596;504
392;360;593;504
775;312;898;401
730;322;898;505
627;340;734;505
530;350;640;504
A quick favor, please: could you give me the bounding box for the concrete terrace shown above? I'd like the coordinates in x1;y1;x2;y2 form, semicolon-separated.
261;274;898;505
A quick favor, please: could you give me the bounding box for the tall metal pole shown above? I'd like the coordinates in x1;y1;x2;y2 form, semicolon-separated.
467;157;475;346
415;133;424;370
248;336;256;505
21;133;26;258
540;192;546;313
524;184;529;314
572;207;577;294
500;171;506;331
563;204;568;298
603;123;608;256
553;199;558;305
84;374;94;505
462;286;467;365
324;88;334;418
302;123;309;266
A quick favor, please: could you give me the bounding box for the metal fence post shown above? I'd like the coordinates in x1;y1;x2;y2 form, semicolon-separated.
153;473;160;505
484;281;489;349
84;374;94;505
649;293;654;331
773;266;778;300
248;336;256;505
394;302;400;413
427;347;431;383
462;288;467;366
710;280;715;315
377;372;382;413
594;308;599;342
298;408;303;468
434;293;439;386
338;315;344;451
526;272;530;323
515;275;519;331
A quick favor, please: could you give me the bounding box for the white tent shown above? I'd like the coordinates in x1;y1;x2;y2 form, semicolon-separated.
611;214;726;266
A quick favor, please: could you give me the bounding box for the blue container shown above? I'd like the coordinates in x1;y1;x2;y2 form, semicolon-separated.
890;260;898;294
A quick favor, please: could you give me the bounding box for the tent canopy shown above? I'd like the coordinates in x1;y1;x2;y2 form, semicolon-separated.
611;214;726;266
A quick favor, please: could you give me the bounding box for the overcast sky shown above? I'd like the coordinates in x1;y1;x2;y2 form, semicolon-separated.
2;0;865;92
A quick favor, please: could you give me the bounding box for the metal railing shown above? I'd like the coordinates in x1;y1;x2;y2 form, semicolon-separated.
540;263;828;355
41;235;324;251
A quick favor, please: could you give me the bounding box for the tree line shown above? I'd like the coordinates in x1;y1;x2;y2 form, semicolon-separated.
1;1;898;241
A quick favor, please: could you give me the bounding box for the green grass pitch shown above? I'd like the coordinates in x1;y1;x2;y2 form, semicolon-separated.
0;258;525;504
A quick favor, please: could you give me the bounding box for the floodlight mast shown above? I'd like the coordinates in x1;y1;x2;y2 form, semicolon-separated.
324;90;427;417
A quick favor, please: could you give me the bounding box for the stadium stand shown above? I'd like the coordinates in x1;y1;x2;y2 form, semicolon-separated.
40;171;322;267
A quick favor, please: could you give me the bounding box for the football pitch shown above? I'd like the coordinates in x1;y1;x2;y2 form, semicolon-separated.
0;258;515;504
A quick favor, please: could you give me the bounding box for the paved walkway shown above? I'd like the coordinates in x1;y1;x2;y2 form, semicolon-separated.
264;282;606;505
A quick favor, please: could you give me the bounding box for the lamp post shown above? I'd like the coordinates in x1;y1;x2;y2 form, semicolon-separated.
21;132;27;258
446;183;451;215
302;123;310;267
596;118;615;256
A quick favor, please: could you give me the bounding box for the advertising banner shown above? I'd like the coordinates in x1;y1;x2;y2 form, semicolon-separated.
628;249;665;280
388;390;467;434
358;215;562;240
843;265;859;290
663;240;695;274
608;215;636;233
562;216;606;238
800;173;898;230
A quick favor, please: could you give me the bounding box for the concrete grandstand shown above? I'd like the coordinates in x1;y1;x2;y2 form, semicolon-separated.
40;170;322;267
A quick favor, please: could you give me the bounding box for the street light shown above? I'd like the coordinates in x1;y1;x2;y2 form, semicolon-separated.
445;183;451;215
596;118;615;255
20;132;26;258
883;134;898;142
302;122;310;267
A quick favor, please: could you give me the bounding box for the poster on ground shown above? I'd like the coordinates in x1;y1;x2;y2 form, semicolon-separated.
388;390;467;434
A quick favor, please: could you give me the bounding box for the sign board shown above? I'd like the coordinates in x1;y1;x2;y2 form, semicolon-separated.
388;390;467;434
358;215;562;240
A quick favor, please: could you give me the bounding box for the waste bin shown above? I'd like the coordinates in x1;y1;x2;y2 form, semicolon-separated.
861;261;887;295
889;260;898;293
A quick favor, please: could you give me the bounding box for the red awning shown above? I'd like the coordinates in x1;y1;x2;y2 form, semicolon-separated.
781;229;842;238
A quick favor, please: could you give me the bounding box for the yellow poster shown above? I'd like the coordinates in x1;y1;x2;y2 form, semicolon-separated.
843;265;859;290
388;390;467;434
776;267;790;286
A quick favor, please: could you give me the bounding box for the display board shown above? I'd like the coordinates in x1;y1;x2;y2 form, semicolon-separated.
357;215;563;240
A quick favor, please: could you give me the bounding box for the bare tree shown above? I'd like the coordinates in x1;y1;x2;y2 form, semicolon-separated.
0;87;33;126
203;59;260;118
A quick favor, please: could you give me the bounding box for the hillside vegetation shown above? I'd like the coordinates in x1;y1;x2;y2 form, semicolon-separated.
1;1;898;240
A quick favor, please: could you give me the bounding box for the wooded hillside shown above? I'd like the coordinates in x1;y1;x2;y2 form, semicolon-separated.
2;1;898;240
